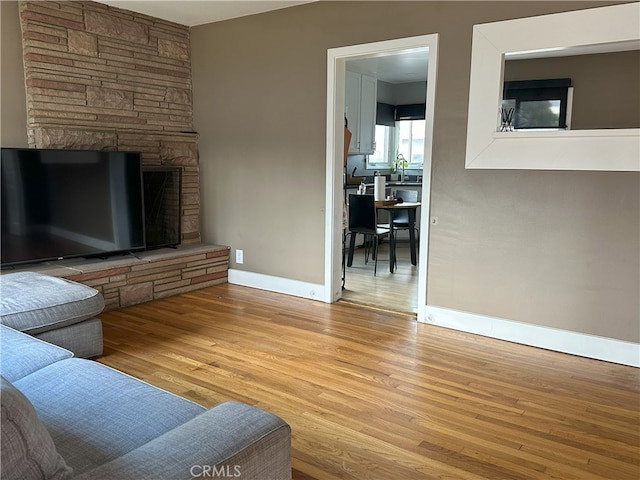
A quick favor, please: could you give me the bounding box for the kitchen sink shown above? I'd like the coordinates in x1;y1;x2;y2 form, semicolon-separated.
387;180;422;186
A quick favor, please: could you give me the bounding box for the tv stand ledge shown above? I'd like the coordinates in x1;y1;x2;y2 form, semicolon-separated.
2;244;230;311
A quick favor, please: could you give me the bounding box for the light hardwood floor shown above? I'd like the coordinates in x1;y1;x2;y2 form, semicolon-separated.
96;283;639;480
342;240;419;314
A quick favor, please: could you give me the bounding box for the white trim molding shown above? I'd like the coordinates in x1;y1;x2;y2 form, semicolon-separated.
465;2;640;171
325;34;439;306
228;269;325;302
424;305;640;367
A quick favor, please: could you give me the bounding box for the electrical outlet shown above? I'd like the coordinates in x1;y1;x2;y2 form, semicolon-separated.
235;249;243;264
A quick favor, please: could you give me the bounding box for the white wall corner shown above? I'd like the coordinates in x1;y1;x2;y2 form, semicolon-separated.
423;305;640;368
228;269;326;302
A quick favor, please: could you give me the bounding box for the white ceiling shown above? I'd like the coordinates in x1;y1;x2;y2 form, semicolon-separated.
347;49;429;84
95;0;317;27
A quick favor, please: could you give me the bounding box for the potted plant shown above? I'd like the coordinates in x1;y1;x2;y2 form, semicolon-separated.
392;153;409;181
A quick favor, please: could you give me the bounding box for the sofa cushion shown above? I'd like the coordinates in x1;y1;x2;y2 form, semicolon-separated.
0;376;74;480
14;358;206;475
0;272;104;334
0;325;74;382
34;317;103;359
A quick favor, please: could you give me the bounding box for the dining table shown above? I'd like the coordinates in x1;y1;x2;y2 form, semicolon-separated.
375;199;421;273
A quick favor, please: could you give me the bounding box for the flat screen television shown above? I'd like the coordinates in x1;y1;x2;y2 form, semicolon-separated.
1;148;145;267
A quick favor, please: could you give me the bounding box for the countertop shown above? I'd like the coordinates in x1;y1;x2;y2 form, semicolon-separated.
386;181;422;187
345;181;422;188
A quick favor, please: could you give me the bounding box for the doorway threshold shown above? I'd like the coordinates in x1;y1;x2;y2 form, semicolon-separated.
338;298;417;318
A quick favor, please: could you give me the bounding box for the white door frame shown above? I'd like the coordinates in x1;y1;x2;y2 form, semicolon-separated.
324;34;440;322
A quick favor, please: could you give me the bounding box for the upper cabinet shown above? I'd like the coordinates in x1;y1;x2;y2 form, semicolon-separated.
345;71;377;154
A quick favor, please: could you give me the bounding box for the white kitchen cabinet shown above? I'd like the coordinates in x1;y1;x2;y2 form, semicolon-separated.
345;71;377;154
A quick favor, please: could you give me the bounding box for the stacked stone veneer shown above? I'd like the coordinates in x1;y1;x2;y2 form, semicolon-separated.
19;0;200;243
63;245;230;311
11;1;230;304
8;244;231;311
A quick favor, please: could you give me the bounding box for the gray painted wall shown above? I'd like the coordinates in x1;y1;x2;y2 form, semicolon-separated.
190;1;638;342
1;1;28;147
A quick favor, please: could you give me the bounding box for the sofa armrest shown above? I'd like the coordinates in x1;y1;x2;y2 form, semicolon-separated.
73;401;291;480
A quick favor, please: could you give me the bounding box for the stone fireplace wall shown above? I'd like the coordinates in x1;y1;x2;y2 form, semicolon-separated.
19;0;200;244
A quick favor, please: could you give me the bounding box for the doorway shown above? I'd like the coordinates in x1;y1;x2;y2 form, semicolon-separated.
324;34;440;322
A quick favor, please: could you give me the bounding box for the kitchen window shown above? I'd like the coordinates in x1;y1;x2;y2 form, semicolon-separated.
367;102;426;170
368;125;394;167
367;120;425;170
397;119;425;167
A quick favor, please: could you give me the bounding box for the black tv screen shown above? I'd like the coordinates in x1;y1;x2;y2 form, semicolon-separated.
1;148;145;266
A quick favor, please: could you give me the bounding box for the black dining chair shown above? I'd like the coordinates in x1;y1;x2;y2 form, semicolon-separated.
389;189;419;238
346;194;391;276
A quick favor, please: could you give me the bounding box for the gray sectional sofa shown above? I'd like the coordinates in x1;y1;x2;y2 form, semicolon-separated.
0;272;104;358
0;272;291;479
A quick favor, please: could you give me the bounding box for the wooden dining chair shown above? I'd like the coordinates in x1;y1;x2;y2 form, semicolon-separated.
346;194;391;276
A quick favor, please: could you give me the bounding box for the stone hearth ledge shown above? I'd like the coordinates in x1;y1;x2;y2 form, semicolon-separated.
3;244;225;276
2;244;230;310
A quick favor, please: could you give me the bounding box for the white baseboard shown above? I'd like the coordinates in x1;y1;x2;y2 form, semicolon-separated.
424;305;640;368
228;269;326;301
225;273;639;367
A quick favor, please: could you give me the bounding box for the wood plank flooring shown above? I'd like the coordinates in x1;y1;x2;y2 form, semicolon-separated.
96;283;639;480
342;240;418;314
